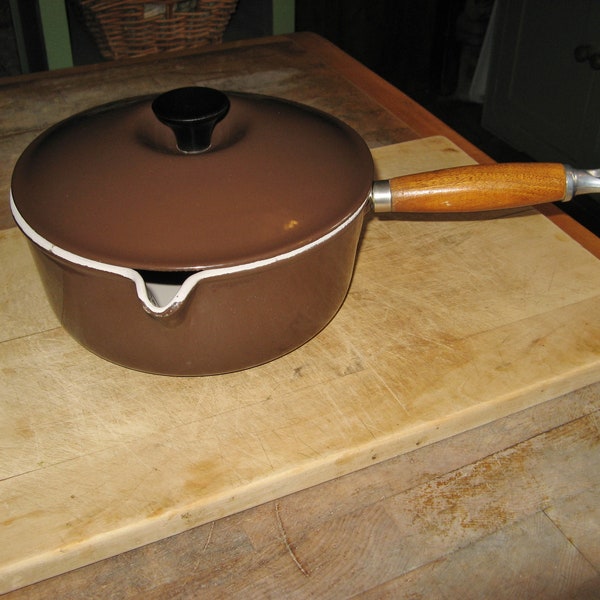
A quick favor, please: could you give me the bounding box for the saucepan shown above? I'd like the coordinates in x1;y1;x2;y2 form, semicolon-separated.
10;87;600;375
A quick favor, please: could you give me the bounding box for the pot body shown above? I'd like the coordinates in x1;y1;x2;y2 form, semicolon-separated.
28;208;366;376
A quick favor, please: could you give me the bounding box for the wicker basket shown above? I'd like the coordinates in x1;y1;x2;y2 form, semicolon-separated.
71;0;239;60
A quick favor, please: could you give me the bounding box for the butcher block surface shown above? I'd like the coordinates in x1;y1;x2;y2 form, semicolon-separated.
2;136;600;593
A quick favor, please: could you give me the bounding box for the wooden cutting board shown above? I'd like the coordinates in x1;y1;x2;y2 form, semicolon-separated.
2;136;600;593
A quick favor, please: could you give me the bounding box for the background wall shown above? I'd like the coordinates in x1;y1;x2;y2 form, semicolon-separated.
295;0;491;103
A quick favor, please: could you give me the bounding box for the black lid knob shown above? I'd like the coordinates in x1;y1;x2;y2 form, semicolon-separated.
152;87;230;153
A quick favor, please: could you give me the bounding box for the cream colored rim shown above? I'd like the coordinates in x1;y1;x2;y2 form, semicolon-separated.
10;191;367;316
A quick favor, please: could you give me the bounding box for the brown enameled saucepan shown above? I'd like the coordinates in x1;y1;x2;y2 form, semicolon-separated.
10;87;600;375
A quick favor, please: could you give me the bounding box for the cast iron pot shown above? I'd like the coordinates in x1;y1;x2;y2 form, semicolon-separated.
10;87;600;375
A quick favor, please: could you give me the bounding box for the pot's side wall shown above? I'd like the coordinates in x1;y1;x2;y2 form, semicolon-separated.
27;213;365;376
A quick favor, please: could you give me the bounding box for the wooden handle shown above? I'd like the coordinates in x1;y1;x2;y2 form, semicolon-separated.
389;163;567;212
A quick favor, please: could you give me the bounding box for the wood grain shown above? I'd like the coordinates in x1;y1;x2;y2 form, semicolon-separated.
388;163;568;212
1;137;600;594
4;385;598;599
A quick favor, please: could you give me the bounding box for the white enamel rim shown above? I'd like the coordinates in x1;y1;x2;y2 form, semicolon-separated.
10;191;368;316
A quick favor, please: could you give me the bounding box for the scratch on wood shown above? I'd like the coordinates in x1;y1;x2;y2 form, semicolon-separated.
275;502;310;577
202;521;215;552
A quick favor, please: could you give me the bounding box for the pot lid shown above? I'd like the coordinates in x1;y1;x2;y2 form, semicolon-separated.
11;87;374;270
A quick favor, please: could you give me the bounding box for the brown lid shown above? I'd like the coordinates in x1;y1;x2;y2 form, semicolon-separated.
11;88;374;270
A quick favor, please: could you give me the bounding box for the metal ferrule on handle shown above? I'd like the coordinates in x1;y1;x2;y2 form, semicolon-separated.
564;166;600;200
371;180;392;213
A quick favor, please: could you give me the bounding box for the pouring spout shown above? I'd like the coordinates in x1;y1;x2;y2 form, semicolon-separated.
10;192;194;318
138;270;198;316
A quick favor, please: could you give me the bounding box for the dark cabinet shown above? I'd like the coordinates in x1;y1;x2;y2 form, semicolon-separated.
483;0;600;166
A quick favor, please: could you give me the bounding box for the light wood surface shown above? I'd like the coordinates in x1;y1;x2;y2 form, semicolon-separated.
2;137;600;593
5;383;599;599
